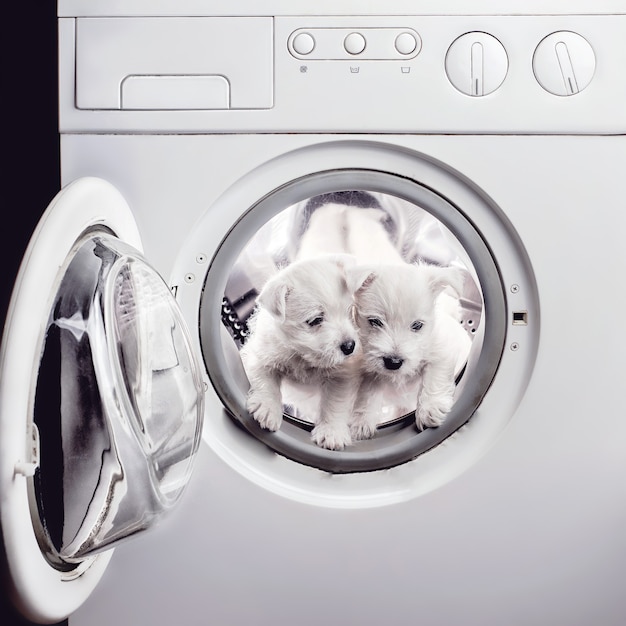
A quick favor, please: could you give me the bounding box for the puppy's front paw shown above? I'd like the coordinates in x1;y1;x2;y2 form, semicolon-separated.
349;416;378;441
247;392;283;431
415;393;454;431
311;422;352;450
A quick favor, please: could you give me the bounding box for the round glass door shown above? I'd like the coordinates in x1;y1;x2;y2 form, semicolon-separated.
0;177;204;622
33;233;204;566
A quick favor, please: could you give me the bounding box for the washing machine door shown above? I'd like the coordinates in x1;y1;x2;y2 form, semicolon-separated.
0;177;204;623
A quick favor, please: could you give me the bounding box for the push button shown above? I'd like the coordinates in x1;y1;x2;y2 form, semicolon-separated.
344;32;366;55
395;32;418;55
292;32;316;55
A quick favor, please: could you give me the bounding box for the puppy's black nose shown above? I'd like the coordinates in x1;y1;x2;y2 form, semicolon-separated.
383;356;404;370
340;340;356;355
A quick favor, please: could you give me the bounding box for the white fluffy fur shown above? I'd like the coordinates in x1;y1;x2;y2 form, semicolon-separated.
243;201;472;449
297;204;405;264
299;202;472;438
240;255;363;450
347;262;470;438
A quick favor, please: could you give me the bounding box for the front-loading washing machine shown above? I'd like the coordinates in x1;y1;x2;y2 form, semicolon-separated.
2;1;626;624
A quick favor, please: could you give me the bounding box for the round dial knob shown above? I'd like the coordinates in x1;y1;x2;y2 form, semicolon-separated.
533;31;595;96
445;32;508;96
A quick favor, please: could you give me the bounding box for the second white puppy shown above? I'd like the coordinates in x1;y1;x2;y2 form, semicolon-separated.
347;261;470;439
240;255;362;450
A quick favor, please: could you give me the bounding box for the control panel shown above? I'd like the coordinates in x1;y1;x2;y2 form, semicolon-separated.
59;14;626;133
287;25;596;98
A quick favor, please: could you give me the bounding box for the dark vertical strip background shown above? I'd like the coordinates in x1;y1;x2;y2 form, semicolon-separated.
1;1;67;625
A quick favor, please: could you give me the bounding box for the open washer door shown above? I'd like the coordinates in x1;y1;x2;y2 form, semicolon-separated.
0;178;204;623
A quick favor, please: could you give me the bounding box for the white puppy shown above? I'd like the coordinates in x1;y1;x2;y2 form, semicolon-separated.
295;200;471;440
240;255;362;450
347;262;470;438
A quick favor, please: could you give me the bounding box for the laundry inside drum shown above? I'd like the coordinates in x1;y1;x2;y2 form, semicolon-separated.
221;190;484;432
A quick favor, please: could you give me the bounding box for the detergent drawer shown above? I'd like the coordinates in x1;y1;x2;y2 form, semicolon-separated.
75;17;274;110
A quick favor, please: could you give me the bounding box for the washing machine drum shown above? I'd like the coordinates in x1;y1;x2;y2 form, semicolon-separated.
0;178;204;622
202;169;509;474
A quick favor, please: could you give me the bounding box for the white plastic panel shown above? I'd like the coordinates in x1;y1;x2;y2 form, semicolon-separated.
60;14;626;133
75;17;273;110
60;130;626;626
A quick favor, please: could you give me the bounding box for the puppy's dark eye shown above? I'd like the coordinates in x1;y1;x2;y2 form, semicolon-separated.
307;316;324;327
368;317;384;328
411;321;424;332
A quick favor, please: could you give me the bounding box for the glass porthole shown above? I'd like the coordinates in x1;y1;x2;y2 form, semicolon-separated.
32;232;204;567
200;170;506;473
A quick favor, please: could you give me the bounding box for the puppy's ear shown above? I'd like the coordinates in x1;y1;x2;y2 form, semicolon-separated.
424;265;465;298
257;278;290;321
346;266;377;295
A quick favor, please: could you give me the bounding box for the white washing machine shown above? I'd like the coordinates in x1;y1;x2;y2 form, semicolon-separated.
2;1;626;624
